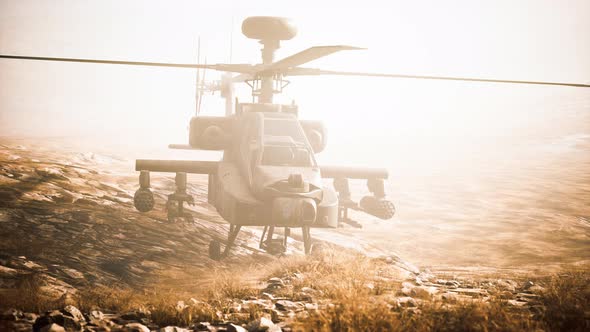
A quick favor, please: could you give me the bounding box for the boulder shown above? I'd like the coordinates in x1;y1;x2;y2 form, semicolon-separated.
247;316;279;332
123;323;150;332
395;297;418;308
40;323;66;332
227;323;248;332
159;327;190;332
441;292;458;302
62;305;85;323
274;300;304;312
1;308;23;321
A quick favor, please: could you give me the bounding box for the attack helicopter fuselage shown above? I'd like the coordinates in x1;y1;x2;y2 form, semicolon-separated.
206;104;338;229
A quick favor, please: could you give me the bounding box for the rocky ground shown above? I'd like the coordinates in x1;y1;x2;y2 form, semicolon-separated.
0;137;588;331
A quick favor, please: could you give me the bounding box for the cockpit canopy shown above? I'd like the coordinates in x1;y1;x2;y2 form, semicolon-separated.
261;139;314;167
260;116;316;167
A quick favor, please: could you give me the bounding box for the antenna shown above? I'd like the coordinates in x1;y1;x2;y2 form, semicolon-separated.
199;57;207;114
195;37;201;115
229;16;234;63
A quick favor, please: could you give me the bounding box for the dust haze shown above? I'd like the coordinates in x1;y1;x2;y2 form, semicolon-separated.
2;0;589;272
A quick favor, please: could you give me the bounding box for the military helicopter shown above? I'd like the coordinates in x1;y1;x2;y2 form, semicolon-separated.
2;16;588;259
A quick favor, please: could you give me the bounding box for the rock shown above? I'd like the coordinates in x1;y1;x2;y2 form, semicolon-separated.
40;323;66;332
227;323;248;332
304;303;318;311
441;292;458;301
496;279;517;292
275;300;304;312
24;313;39;323
267;278;284;286
300;287;316;294
248;316;279;332
401;282;415;289
0;265;19;277
522;280;534;290
62;315;82;331
506;300;527;307
159;327;190;332
62;305;85;323
395;297;418;307
193;322;212;331
89;310;104;321
123;323;150;332
1;308;23;321
229;302;242;313
453;288;488;297
292;273;304;280
33;311;65;332
515;292;540;301
399;287;412;296
242;299;272;311
445;280;460;288
527;285;546;295
410;287;436;298
120;311;148;322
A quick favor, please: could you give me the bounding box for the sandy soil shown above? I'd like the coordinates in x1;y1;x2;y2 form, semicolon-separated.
1;134;588;289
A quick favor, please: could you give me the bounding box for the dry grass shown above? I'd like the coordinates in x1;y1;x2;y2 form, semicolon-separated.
0;273;67;313
541;268;590;332
265;250;589;332
2;251;589;331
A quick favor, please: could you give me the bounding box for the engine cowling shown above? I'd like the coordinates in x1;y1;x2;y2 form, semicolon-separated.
189;116;233;150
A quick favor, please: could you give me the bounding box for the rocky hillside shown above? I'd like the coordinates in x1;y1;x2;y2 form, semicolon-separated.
0;138;588;332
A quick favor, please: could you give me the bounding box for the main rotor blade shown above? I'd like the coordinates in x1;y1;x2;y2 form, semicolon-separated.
0;54;257;73
286;67;590;88
260;45;364;74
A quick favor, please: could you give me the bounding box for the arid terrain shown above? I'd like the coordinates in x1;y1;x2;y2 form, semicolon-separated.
0;136;588;331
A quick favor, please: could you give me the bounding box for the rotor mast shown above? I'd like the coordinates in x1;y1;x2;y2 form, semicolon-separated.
242;16;297;104
259;39;279;103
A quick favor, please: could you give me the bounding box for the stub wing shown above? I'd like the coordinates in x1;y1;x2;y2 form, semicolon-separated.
320;165;395;223
320;165;388;179
135;159;218;174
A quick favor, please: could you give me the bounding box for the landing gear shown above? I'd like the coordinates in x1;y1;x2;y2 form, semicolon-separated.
301;226;312;255
208;240;221;260
133;171;195;223
165;172;194;223
260;226;288;254
259;225;313;255
208;224;243;260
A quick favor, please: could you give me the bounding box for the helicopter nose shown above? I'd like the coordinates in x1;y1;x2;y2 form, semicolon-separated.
272;197;317;225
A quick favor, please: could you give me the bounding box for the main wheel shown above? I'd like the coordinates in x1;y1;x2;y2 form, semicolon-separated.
133;188;155;212
209;240;222;260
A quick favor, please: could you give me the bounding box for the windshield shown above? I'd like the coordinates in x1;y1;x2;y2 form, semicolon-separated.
261;145;314;167
264;119;306;143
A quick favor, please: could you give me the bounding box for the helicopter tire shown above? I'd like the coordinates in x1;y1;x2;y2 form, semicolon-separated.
209;240;222;260
133;188;155;212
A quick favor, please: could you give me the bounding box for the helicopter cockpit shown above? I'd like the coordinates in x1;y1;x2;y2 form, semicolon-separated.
261;140;315;167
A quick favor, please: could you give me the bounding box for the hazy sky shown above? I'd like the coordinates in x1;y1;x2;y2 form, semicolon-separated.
1;0;589;166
